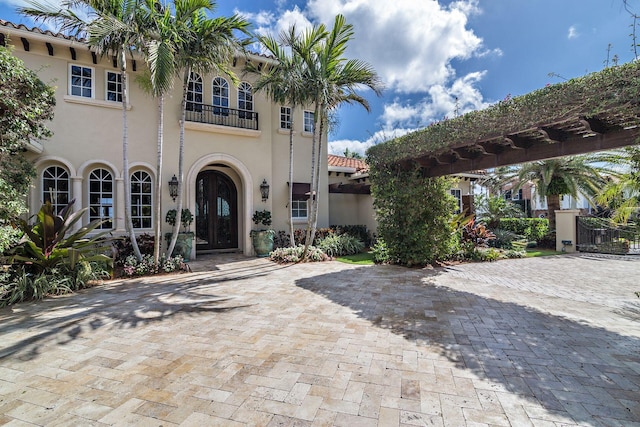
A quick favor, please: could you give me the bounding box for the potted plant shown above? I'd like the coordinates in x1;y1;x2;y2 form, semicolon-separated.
165;208;194;261
250;209;275;257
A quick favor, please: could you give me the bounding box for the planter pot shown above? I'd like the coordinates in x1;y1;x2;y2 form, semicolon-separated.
165;232;194;261
251;230;274;257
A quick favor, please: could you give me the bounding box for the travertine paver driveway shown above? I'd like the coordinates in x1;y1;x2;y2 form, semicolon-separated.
0;253;639;426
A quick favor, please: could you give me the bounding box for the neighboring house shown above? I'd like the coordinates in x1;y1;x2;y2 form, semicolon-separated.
327;155;482;233
2;20;328;258
500;180;592;218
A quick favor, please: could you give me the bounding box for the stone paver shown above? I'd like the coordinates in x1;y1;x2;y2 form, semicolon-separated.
0;253;639;426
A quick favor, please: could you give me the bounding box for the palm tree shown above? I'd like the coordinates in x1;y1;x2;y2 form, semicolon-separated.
165;2;249;257
515;155;612;230
596;146;640;223
295;14;383;257
21;0;145;260
251;26;324;247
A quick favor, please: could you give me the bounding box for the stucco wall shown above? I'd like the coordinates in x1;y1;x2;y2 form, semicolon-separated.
7;27;328;257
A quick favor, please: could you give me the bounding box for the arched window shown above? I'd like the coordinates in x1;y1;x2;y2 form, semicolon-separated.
89;168;113;229
238;82;253;119
187;72;203;112
131;171;152;229
212;77;229;116
42;166;70;214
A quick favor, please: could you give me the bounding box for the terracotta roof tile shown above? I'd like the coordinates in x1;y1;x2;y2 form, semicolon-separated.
328;154;369;172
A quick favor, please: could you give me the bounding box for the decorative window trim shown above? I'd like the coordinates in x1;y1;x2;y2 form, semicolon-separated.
63;95;131;110
68;63;95;99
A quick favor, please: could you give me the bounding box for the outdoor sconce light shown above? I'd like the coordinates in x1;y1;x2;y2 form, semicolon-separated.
168;175;178;202
260;179;270;202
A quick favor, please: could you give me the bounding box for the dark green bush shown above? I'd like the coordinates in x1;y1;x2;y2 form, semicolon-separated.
331;225;372;247
499;218;549;241
369;161;458;266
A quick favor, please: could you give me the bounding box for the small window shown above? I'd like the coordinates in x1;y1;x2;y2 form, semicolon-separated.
106;71;123;102
503;189;512;200
89;168;113;229
303;111;314;133
292;200;307;219
69;64;94;98
512;189;522;201
187;72;203;112
131;171;152;229
212;77;229;115
238;82;253;119
280;106;292;130
42;166;70;214
450;189;462;214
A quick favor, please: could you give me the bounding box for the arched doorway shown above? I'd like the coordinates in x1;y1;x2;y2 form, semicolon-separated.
195;170;238;250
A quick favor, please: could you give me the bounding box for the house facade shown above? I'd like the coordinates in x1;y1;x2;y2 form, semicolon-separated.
2;20;328;258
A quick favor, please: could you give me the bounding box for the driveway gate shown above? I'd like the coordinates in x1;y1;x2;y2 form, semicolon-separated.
576;216;640;255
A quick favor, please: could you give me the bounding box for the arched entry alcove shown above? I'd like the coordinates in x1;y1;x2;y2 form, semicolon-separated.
187;154;253;257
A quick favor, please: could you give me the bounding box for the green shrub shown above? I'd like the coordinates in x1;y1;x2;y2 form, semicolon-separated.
113;233;154;265
490;228;521;249
371;238;390;264
499;218;549;241
0;225;22;254
331;225;372;246
369;161;458;266
317;234;364;257
270;245;329;263
0;261;110;307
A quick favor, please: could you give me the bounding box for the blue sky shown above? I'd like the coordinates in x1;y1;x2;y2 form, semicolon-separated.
1;0;637;156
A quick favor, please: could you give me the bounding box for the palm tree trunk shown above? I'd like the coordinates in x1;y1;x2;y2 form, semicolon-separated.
547;194;561;231
153;95;164;264
309;108;325;250
166;69;190;258
302;104;320;258
120;51;142;261
288;115;295;247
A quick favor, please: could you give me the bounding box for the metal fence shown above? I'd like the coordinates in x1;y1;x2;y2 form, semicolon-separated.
576;216;640;255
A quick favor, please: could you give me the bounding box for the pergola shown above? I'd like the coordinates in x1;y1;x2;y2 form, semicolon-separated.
369;61;640;177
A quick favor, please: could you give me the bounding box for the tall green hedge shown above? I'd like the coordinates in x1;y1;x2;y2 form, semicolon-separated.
498;218;549;241
368;160;457;266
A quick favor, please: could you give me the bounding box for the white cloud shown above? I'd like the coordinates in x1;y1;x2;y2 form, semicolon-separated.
381;71;489;129
305;0;485;93
328;127;412;156
568;25;579;39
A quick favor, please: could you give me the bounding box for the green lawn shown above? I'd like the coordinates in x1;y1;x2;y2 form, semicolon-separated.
335;252;375;265
525;248;562;257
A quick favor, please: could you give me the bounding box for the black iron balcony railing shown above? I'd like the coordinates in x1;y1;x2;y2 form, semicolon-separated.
185;104;259;131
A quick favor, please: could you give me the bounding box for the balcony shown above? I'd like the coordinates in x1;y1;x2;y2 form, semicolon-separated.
185;104;259;131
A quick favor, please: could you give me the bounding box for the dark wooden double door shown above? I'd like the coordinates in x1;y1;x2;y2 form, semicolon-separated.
195;170;238;250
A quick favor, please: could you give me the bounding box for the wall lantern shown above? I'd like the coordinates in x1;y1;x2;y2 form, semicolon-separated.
260;179;270;202
168;175;179;202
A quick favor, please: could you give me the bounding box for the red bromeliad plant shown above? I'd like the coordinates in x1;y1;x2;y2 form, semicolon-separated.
5;200;113;272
